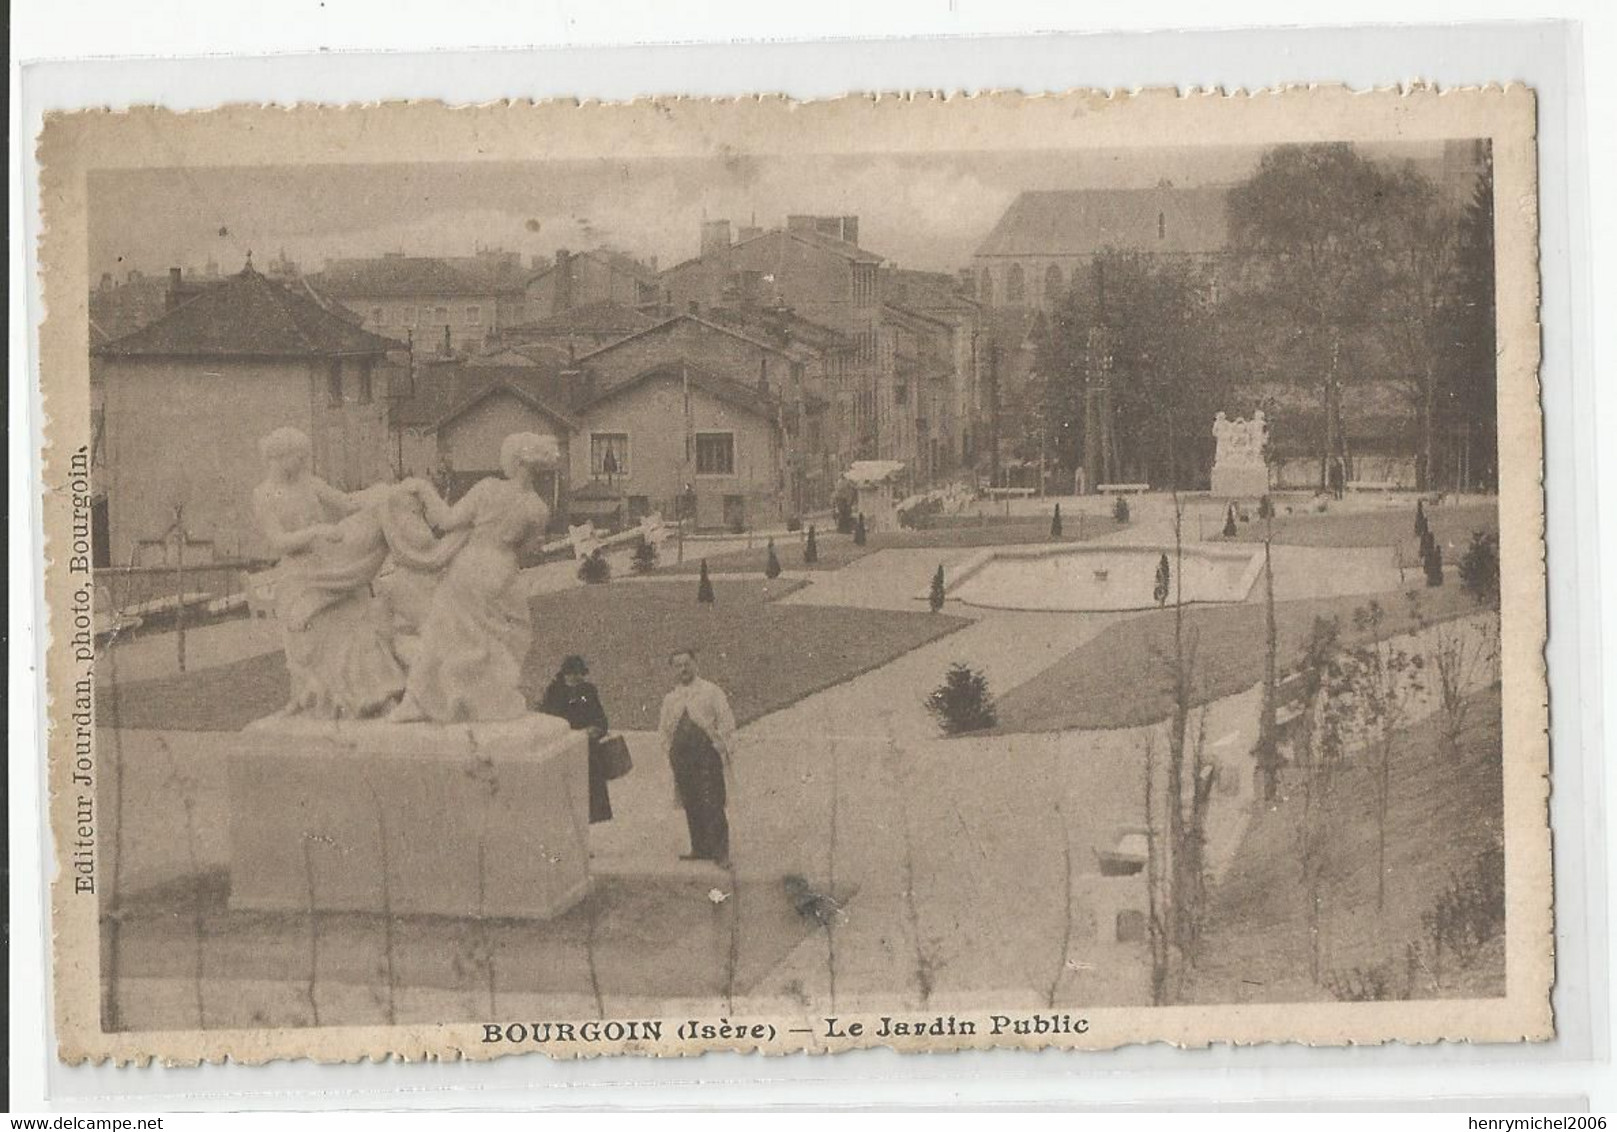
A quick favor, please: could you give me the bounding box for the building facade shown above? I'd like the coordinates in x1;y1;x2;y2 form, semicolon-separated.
314;254;524;354
526;248;661;321
660;215;977;487
90;262;404;565
568;361;785;532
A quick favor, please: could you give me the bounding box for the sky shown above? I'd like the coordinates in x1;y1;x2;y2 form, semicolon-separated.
88;141;1452;282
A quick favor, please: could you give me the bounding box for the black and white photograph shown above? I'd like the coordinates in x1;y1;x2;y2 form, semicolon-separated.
35;88;1550;1063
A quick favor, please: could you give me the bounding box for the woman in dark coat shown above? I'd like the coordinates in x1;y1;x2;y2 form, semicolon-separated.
539;655;613;823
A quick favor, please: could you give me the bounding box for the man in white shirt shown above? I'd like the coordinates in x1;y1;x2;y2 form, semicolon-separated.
658;648;737;868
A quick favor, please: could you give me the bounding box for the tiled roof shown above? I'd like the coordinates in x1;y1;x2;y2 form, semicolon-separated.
513;301;661;338
573;313;811;367
974;186;1231;259
883;268;979;313
700;306;843;357
314;256;503;298
579;360;780;423
527;248;659;287
431;379;579;435
781;227;885;265
93;264;403;359
393;361;585;428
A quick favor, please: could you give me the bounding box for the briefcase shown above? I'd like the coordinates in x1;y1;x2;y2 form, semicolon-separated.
594;733;633;781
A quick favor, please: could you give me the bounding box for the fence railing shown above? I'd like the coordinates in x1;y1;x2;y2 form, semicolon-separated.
94;561;269;640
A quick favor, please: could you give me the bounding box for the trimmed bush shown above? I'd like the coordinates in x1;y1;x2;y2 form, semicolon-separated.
630;539;659;574
1257;494;1274;521
1415;499;1429;538
854;513;867;546
1153;553;1171;607
765;538;782;580
1459;531;1500;609
786;514;803;532
1113;496;1130;523
1050;503;1063;538
929;563;946;613
925;662;997;735
697;559;715;604
1424;542;1445;587
578;548;611;584
803;524;819;565
1223;503;1238;538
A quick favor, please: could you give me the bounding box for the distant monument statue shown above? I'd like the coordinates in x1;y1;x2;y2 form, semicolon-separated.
1211;410;1271;498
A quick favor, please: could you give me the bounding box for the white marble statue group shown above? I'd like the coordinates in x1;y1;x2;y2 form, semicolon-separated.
1212;410;1270;469
251;427;558;725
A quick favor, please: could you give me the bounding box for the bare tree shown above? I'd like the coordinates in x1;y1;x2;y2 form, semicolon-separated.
1150;493;1217;999
1254;503;1283;801
1338;602;1424;911
1430;617;1493;759
1294;615;1345;984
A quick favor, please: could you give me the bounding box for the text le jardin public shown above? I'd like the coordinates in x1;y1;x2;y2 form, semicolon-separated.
483;1013;1091;1045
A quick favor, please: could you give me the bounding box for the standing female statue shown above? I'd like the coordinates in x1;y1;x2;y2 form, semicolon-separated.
251;427;405;719
386;432;558;723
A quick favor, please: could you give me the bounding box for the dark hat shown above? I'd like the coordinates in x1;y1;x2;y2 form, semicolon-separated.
559;654;589;676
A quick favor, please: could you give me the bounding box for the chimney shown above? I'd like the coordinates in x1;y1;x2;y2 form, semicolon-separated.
700;220;732;257
164;267;186;310
841;216;859;246
554;249;573;313
786;215;813;234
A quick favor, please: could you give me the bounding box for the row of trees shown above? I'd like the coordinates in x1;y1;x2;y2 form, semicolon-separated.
1023;142;1497;494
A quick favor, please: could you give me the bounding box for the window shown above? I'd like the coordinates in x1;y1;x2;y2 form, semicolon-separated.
467;305;483;325
857;330;877;363
356;360;374;404
326;360;343;407
852;264;877;307
695;432;735;476
979;268;994;304
434;306;449;324
1044;264;1065;303
1006;263;1026;304
590;433;630;477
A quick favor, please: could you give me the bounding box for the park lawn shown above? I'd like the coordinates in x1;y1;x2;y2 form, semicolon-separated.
99;578;967;732
1228;499;1498;554
662;518;1096;575
1187;685;1505;1004
991;583;1483;734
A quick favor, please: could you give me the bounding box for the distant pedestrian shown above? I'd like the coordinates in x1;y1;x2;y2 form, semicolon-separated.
658;649;737;868
540;655;614;823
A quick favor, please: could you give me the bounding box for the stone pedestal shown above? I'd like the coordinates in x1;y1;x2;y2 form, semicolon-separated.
1211;464;1270;499
228;713;589;919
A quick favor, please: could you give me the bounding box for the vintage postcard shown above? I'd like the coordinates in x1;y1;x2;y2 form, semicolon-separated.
35;86;1549;1065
